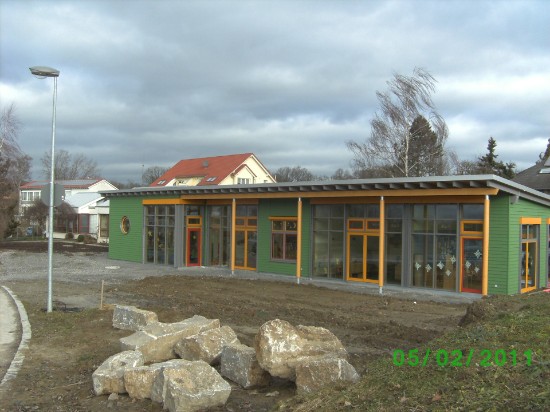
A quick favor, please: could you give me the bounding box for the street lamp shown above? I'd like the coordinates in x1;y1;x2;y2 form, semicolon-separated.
29;65;59;313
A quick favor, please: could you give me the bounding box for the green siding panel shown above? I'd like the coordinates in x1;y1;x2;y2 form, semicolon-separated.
488;196;549;295
257;198;311;277
488;196;511;295
108;197;145;263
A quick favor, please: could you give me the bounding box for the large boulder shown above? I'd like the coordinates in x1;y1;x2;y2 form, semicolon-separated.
254;319;347;380
295;356;360;394
92;350;144;395
124;359;187;400
174;325;239;365
112;305;158;331
220;343;270;388
120;315;220;363
163;361;231;412
147;360;196;403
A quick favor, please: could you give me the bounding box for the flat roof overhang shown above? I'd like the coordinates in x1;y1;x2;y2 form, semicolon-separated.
100;174;550;207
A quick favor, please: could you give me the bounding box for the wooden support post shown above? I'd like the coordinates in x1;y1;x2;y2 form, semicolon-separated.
297;197;303;284
231;198;236;275
378;196;385;291
482;195;490;296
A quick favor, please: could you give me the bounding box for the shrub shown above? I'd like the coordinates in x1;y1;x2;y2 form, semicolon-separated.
76;234;84;242
83;234;97;244
65;232;74;240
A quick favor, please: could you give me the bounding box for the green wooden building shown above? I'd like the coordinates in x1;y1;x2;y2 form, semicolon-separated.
101;175;550;296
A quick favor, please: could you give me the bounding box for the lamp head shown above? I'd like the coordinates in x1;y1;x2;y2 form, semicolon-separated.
29;66;60;78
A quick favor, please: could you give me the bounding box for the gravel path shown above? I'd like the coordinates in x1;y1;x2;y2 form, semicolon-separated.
0;249;182;284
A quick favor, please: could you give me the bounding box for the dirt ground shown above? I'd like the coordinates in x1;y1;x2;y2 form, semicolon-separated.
0;241;470;411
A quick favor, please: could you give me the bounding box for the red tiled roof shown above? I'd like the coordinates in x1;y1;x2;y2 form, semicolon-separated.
151;153;254;186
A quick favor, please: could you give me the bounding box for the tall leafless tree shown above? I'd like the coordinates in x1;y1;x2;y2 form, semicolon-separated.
41;149;101;180
0;103;22;159
272;166;316;182
0;104;30;237
347;67;449;178
142;166;169;185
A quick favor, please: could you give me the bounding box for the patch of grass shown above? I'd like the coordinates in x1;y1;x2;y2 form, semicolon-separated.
278;292;550;411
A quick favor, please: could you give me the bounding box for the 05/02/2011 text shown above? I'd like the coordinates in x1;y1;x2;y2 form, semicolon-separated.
392;348;533;367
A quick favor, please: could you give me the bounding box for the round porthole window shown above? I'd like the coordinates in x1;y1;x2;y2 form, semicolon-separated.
120;216;130;234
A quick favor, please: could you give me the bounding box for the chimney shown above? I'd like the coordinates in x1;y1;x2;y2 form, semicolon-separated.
203;160;209;168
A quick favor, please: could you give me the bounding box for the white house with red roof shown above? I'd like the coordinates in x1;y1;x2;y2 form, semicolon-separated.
150;153;276;187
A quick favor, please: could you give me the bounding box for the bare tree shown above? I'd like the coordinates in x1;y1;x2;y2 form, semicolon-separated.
331;168;355;180
0;103;22;159
41;149;101;180
23;198;48;235
347;67;449;178
1;104;30;237
142;166;169;185
273;166;316;182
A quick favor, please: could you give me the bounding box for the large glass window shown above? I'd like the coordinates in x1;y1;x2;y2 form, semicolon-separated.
208;205;231;266
385;204;403;285
145;205;175;265
312;205;344;279
79;214;90;234
271;218;297;261
99;214;109;238
411;204;458;291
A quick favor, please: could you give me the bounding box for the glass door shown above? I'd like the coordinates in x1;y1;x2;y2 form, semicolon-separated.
348;234;364;280
235;230;257;270
461;238;483;293
521;241;537;292
347;233;379;283
187;228;201;266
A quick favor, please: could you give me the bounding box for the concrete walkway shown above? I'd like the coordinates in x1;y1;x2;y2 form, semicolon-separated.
0;286;31;394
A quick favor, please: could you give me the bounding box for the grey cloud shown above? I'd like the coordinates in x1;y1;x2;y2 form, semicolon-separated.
2;0;549;184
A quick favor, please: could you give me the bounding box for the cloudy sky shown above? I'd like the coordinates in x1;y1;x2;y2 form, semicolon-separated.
1;0;549;184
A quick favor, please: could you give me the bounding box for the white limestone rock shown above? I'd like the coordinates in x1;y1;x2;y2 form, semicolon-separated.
220;342;270;388
120;315;220;363
254;319;347;381
112;305;158;331
92;350;144;395
295;356;360;394
174;325;239;365
163;361;231;412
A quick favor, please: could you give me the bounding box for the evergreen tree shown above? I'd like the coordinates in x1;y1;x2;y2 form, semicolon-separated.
407;115;446;176
537;138;550;164
476;137;516;178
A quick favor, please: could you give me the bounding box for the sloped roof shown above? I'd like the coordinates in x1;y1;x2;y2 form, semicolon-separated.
64;192;104;208
513;157;550;192
151;153;254;186
20;179;105;190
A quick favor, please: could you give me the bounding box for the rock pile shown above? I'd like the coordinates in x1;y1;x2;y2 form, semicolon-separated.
92;305;360;411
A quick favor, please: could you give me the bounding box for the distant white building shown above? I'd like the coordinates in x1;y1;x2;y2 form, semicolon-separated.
19;179;117;241
64;192;111;242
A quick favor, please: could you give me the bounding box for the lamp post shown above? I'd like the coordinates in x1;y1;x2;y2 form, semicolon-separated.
29;66;59;313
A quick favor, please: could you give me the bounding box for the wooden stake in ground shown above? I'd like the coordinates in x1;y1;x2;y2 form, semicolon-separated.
99;280;104;310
